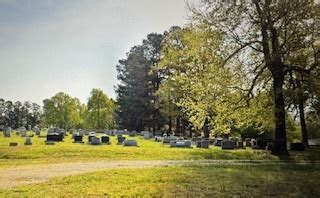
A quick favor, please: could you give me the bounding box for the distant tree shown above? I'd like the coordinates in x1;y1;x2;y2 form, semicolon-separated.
42;92;82;129
86;88;116;129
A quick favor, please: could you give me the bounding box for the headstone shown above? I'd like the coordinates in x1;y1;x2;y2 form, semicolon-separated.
251;139;257;148
88;135;95;143
117;135;125;144
129;131;137;137
154;136;163;142
24;137;32;145
4;127;11;137
163;136;178;144
196;140;209;148
101;136;110;144
192;137;202;142
221;140;235;149
9;142;18;146
20;131;27;137
33;128;41;136
245;138;251;147
170;140;192;148
214;138;223;146
236;141;244;149
141;131;150;137
252;138;273;149
91;137;101;145
290;142;305;151
202;140;210;148
308;139;320;147
74;135;83;143
47;133;63;141
123;139;138;146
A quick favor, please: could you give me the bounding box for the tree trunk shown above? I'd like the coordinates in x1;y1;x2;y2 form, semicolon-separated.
297;82;309;147
176;117;180;136
203;117;210;138
168;116;172;133
271;70;289;155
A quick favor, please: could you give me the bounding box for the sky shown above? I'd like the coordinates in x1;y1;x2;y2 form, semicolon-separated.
0;0;198;105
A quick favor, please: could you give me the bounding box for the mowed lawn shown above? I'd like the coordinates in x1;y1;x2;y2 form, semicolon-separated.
1;164;319;197
0;131;319;168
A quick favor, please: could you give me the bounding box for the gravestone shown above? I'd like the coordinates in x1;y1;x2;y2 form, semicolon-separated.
4;127;11;137
154;135;163;142
24;137;32;145
192;137;203;142
197;140;209;148
170;140;192;148
236;141;244;149
20;131;27;137
308;139;320;147
33;128;41;136
221;140;235;149
91;137;101;145
74;135;83;143
214;138;223;146
245;138;251;147
163;136;178;144
88;135;95;143
129;131;137;137
123;139;138;146
251;139;257;148
101;136;110;144
9;142;18;146
117;134;125;144
290;142;305;151
47;133;63;141
252;138;273;149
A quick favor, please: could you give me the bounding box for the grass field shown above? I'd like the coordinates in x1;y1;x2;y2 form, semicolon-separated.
1;131;320;197
1;163;319;197
1;131;320;168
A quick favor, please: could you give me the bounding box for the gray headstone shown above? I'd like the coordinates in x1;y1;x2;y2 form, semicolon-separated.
163;136;178;144
123;139;138;146
170;140;192;148
221;140;235;149
91;137;101;145
24;137;32;145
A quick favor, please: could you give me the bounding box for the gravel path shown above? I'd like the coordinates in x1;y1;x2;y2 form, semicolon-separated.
0;160;318;189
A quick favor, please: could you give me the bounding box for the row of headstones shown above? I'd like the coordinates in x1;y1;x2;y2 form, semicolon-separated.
8;137;33;146
71;133;138;147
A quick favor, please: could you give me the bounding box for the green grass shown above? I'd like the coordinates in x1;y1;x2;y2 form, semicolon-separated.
1;131;319;168
1;164;319;197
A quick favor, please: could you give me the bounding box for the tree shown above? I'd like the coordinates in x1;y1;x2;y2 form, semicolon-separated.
42;92;82;129
191;0;320;155
86;88;116;129
116;33;164;132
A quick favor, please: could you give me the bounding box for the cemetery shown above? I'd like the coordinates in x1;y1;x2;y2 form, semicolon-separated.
0;0;320;196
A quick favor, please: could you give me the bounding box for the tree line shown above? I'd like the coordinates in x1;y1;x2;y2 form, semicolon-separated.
0;89;116;130
116;1;320;155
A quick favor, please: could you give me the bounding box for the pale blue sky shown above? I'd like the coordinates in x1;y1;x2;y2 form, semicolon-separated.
0;0;197;105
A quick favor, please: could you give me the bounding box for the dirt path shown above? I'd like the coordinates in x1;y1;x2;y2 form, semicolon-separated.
0;160;318;189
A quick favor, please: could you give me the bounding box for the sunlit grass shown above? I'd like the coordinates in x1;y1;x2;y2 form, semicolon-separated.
1;164;319;197
1;131;319;168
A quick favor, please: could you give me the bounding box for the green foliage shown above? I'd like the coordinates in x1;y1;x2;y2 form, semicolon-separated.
42;92;82;129
85;89;116;129
0;99;41;129
116;33;164;131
